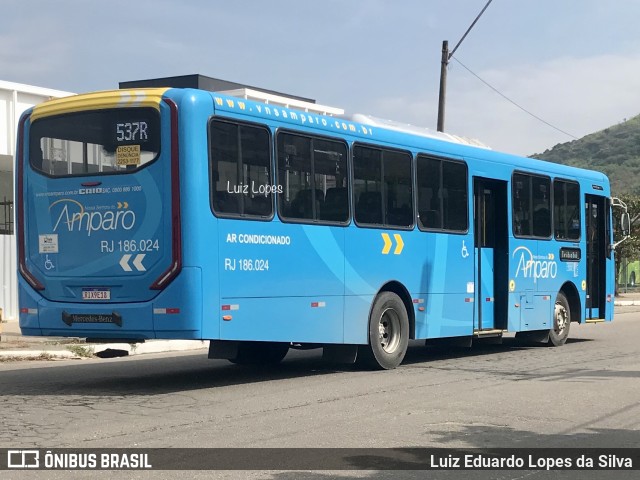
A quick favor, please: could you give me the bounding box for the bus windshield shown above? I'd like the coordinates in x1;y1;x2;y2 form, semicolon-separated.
29;108;160;177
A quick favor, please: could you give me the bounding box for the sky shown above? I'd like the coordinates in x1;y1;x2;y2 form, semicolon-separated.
2;0;640;156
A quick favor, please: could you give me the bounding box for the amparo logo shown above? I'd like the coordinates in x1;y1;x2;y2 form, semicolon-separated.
512;246;557;282
49;199;136;237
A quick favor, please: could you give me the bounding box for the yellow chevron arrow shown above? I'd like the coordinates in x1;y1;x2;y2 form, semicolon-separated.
393;234;404;254
381;233;392;254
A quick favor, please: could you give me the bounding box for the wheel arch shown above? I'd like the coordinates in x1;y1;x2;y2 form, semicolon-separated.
560;281;582;324
375;281;415;340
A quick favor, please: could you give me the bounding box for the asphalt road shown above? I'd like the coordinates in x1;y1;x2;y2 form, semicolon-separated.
2;307;640;480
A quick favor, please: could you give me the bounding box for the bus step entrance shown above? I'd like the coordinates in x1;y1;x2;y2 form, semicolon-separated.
473;329;504;338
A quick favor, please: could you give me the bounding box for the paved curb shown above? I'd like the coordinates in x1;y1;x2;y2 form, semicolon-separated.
0;340;208;361
92;340;208;356
614;300;640;306
0;350;79;360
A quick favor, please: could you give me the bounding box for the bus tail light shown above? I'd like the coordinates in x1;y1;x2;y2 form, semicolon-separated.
16;113;44;291
151;98;182;290
153;308;181;314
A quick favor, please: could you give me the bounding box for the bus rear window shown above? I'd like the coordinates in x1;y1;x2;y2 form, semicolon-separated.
29;108;160;176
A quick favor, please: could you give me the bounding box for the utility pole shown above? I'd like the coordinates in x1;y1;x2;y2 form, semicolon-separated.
436;0;493;132
437;40;449;133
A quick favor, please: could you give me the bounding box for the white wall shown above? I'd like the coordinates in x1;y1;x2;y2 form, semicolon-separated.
0;80;74;321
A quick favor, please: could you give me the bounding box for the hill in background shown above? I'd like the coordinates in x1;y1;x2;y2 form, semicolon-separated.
530;115;640;195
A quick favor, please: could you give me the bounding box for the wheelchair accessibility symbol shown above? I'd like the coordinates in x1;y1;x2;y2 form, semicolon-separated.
44;255;55;271
461;241;469;259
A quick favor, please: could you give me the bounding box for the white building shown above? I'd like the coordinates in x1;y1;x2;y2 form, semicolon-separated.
0;80;74;321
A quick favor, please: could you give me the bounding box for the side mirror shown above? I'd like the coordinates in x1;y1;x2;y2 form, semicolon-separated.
621;212;631;237
611;197;630;250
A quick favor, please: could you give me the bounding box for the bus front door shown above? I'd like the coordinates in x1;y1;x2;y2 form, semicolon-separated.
585;195;607;320
474;178;508;332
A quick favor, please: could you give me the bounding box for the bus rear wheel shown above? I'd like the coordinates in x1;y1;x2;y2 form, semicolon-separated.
228;342;289;365
358;292;409;370
549;292;571;346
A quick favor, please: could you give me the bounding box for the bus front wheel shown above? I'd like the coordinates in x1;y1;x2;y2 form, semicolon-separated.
228;342;289;365
549;292;571;347
359;292;409;369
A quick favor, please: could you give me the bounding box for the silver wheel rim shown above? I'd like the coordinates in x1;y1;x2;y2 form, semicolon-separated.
378;307;401;354
554;301;568;335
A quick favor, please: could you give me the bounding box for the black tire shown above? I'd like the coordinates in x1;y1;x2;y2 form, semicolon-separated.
549;292;571;347
358;292;409;370
228;342;289;365
630;272;636;287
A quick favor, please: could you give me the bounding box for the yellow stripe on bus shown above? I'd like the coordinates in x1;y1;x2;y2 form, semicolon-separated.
30;88;169;121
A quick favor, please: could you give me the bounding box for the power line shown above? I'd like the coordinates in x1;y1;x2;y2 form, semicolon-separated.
451;56;579;140
437;0;494;132
449;0;494;59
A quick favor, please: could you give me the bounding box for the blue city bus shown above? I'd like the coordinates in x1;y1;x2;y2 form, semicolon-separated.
15;87;624;369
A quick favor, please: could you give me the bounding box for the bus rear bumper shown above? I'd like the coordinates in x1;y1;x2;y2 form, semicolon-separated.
18;267;203;340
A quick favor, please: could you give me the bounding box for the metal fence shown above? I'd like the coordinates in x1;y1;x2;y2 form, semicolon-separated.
0;197;13;235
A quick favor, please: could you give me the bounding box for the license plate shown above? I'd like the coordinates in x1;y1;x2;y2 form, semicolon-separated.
82;288;111;300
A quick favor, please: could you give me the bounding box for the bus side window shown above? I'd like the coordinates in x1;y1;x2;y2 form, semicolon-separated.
418;186;440;228
321;187;348;222
354;146;383;226
354;145;412;228
247;195;271;216
442;160;468;231
554;179;581;241
210;119;273;218
533;206;550;237
384;150;413;227
532;176;551;237
357;191;383;224
512;175;531;236
513;172;551;238
278;132;347;224
417;155;467;232
417;156;442;230
290;188;322;220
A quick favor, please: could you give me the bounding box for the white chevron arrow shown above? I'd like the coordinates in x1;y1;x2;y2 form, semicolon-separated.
132;254;146;272
119;254;133;272
119;254;147;272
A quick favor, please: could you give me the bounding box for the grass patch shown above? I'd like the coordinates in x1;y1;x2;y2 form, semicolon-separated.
44;338;85;346
66;345;95;358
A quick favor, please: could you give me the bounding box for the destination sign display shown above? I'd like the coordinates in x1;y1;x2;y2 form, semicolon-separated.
559;247;581;262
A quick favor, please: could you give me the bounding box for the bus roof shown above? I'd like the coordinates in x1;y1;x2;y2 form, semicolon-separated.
205;89;609;186
339;113;492;149
30;88;169;122
26;87;609;187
